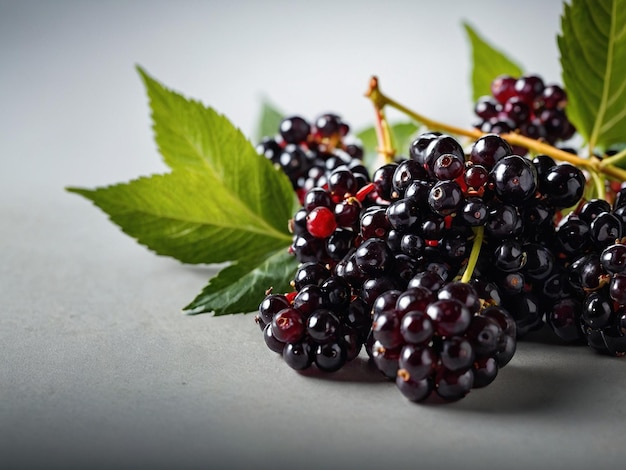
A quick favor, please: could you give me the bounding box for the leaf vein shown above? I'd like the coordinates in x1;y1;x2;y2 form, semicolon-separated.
589;0;619;149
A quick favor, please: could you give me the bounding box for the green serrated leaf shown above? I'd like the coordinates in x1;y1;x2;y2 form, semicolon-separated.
463;22;524;102
137;66;296;229
68;69;300;315
255;99;284;143
67;169;292;265
137;67;293;209
559;0;626;151
356;121;420;173
184;249;298;315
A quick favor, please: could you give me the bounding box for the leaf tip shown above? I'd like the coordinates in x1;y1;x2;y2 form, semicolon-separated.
182;303;208;316
135;64;150;81
65;186;91;197
135;65;163;96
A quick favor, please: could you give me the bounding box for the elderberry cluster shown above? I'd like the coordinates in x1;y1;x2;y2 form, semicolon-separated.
256;113;368;202
255;262;371;372
344;132;587;344
549;192;626;355
289;166;374;266
473;74;575;155
256;123;377;374
369;281;516;402
255;122;626;403
256;131;529;403
461;149;588;338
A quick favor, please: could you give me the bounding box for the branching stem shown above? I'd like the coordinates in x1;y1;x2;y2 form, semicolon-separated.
599;147;626;170
365;76;626;182
590;170;607;200
365;77;396;163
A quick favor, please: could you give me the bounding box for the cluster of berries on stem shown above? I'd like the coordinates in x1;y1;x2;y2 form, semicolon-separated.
253;75;626;404
256;113;368;203
473;74;575;155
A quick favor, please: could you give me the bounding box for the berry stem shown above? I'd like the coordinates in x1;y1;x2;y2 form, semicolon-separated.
598;147;626;170
367;75;482;141
590;169;607;200
365;77;397;163
366;76;626;183
461;226;484;284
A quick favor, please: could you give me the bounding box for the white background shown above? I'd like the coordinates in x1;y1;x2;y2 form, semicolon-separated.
4;2;624;469
2;0;565;191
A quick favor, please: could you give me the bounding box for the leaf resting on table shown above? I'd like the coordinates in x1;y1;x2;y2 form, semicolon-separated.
185;249;298;315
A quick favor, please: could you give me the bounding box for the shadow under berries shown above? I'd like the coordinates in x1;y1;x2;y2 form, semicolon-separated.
295;356;390;384
428;364;579;414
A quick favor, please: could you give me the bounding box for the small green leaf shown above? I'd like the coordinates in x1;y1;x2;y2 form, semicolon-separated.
356;121;419;172
67;169;293;265
463;22;524;102
559;0;626;151
392;122;421;156
184;249;298;315
255;99;284;143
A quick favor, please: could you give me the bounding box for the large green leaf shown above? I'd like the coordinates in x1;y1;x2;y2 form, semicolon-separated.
464;22;524;102
559;0;626;151
138;67;296;215
138;67;296;235
185;249;298;315
68;69;301;314
67;170;292;265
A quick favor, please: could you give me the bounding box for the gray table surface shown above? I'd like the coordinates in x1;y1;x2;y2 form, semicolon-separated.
3;1;624;469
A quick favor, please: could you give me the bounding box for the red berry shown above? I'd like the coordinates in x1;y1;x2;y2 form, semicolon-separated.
306;206;337;238
271;308;305;343
491;75;517;104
